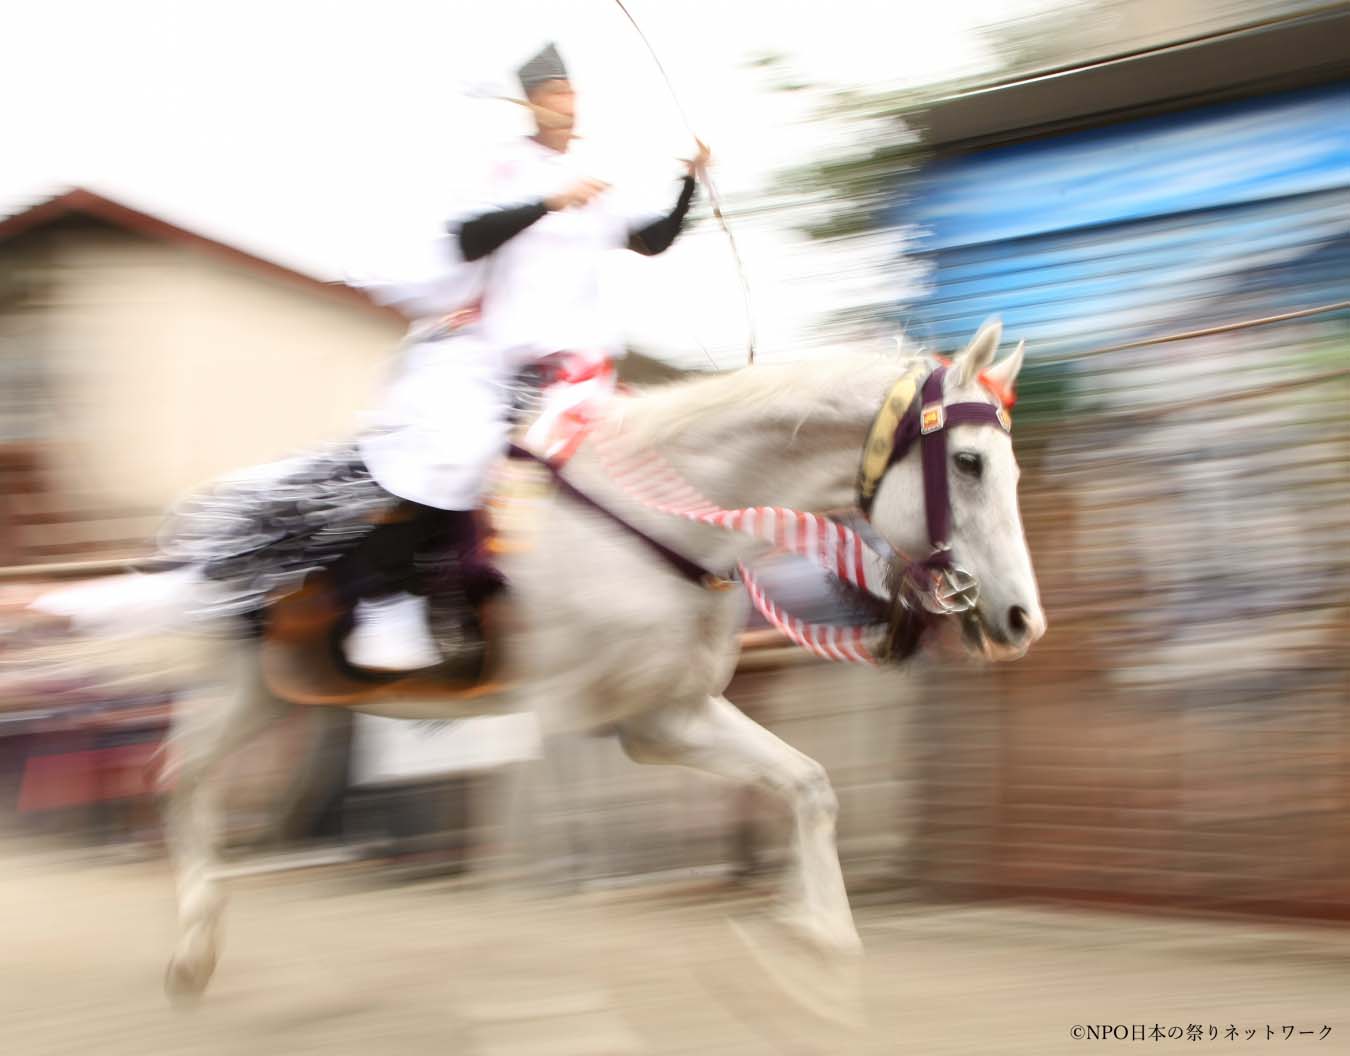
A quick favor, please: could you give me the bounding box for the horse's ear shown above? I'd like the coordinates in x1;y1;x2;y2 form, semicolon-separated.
955;319;1001;385
983;339;1025;401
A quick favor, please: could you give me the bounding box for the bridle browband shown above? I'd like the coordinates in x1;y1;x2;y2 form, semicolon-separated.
857;362;1013;617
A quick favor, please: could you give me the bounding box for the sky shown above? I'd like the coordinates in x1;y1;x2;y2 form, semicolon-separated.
2;0;1040;368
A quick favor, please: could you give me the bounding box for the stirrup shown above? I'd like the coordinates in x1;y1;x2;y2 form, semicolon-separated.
426;588;486;669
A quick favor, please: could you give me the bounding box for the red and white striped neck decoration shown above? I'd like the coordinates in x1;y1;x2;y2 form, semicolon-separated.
591;435;894;664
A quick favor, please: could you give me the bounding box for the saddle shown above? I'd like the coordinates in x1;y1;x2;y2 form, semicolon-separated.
260;570;511;708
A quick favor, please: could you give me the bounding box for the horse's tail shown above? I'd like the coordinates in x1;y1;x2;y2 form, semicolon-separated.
27;564;218;637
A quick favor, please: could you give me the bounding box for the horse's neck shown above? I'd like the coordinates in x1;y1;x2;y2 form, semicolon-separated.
658;418;866;513
611;359;906;512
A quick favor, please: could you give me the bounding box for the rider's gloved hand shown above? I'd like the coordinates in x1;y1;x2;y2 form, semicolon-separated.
684;139;712;179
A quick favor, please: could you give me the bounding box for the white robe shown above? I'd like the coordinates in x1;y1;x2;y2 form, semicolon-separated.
357;138;668;510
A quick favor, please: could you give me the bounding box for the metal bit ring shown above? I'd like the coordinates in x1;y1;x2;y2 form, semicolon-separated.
920;566;980;615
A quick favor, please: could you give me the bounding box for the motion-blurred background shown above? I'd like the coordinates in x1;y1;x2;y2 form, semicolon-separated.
2;3;1350;1042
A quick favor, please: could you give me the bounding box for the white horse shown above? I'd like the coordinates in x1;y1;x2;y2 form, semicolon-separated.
33;321;1044;1000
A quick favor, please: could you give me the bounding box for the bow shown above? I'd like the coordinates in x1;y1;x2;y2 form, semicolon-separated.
610;0;758;366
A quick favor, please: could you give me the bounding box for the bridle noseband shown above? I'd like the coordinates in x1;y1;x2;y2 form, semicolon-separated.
857;363;1013;618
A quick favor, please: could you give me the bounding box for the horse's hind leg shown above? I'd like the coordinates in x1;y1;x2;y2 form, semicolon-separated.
618;695;860;955
160;639;291;1000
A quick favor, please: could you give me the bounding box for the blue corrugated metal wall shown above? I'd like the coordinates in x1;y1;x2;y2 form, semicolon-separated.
896;83;1350;360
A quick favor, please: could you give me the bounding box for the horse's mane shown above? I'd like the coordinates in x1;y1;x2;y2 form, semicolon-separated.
607;350;926;449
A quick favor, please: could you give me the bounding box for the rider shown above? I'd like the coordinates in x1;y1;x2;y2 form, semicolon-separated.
346;42;710;672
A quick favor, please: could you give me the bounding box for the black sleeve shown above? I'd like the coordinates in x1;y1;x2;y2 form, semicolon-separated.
626;176;697;256
455;201;549;261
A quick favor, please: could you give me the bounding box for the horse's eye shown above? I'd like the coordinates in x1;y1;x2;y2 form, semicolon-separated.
954;451;983;479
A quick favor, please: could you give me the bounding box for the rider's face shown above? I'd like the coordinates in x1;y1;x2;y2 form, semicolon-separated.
527;79;576;131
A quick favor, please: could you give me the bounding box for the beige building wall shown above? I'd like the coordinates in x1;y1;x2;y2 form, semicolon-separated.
37;226;403;532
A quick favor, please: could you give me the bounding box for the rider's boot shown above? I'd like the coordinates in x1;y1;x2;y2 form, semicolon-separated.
342;507;505;675
341;505;443;673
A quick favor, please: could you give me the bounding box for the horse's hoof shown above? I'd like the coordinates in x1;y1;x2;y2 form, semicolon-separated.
164;955;215;1005
726;914;867;1031
775;913;864;960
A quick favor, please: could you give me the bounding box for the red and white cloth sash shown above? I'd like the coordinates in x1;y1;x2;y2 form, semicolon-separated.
589;435;894;664
524;351;618;464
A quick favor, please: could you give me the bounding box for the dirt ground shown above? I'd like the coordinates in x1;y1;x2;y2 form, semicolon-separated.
4;839;1349;1056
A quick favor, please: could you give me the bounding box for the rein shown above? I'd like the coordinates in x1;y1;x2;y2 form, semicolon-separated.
508;443;729;588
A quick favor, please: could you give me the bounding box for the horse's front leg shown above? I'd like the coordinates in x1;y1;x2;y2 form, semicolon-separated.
618;694;860;955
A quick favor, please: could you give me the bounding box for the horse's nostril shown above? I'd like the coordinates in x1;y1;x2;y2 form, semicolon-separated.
1008;606;1029;637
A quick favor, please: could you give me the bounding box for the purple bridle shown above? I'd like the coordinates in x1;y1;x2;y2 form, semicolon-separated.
857;364;1013;616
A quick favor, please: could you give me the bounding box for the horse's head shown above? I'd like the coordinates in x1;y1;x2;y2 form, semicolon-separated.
869;321;1046;661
